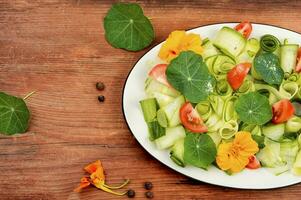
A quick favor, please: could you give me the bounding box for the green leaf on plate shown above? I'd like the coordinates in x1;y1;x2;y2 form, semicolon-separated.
166;51;216;103
0;92;30;135
184;133;217;169
253;53;284;85
235;91;272;125
104;3;155;51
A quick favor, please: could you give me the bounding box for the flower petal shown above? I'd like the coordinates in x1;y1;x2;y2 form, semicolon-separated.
84;160;102;174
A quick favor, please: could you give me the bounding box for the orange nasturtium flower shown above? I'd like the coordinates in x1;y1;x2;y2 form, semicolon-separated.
74;160;129;196
216;132;259;173
158;30;203;62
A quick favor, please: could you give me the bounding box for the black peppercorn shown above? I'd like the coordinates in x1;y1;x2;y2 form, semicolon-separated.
127;189;135;198
144;182;153;190
98;95;105;102
145;191;153;199
96;82;105;91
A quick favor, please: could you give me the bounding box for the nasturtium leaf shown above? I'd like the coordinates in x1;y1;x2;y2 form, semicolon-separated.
166;51;216;103
235;92;272;125
104;3;155;51
184;133;217;169
0;92;30;135
253;53;284;85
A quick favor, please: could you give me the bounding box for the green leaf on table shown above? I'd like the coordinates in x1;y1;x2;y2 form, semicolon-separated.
104;3;155;51
235;91;272;125
0;92;30;135
166;51;216;103
184;133;217;169
253;53;284;85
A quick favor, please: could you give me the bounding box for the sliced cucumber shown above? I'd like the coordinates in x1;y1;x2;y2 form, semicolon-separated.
285;116;301;133
145;78;180;98
170;138;185;167
280;44;298;73
262;123;285;141
237;38;260;63
202;39;220;59
257;138;284;167
161;95;185;127
140;98;158;122
213;27;246;58
280;139;299;166
147;120;165;141
157;109;168;128
153;92;175;108
212;55;236;75
205;55;218;74
155;126;186;149
292;150;301;175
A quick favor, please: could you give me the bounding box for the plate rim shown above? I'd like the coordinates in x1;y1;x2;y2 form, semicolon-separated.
121;22;301;189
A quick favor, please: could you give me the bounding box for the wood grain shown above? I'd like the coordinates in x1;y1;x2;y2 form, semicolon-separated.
1;0;301;199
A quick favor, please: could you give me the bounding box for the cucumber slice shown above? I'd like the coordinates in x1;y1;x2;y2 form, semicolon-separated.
257;138;284;167
161;95;185;127
292;150;301;175
237;38;260;63
202;39;220;59
213;27;246;58
205;55;218;74
140;98;158;122
170;138;185;167
262;123;285;141
153;92;175;108
280;139;299;166
155;126;186;149
212;55;235;75
280;44;298;73
157;109;168;128
145;78;180;98
147;120;165;141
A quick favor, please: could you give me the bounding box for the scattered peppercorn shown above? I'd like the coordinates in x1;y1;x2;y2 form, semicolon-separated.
144;182;153;190
98;95;105;102
96;82;105;91
145;191;153;199
127;189;135;198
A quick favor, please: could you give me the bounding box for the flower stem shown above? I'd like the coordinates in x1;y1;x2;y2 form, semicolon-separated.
23;91;36;100
103;179;130;189
99;185;128;196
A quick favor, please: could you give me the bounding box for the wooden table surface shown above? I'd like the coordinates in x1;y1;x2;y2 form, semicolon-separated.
1;0;301;199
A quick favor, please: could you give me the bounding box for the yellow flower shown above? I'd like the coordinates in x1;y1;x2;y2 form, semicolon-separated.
158;31;203;62
216;131;259;173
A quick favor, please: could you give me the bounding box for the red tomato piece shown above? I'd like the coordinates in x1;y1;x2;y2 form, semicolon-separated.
246;155;261;169
234;22;253;38
295;47;301;73
272;99;295;124
148;64;171;87
227;63;252;90
180;102;207;133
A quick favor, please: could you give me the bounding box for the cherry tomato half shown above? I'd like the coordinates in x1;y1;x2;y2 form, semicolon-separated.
148;64;171;87
246;155;261;169
227;63;252;90
180;102;207;133
234;22;253;38
272;99;295;124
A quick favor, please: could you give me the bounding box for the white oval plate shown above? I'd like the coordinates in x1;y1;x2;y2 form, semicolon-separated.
122;23;301;189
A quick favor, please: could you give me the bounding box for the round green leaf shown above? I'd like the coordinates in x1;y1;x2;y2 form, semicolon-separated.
235;91;272;125
253;53;284;85
0;92;30;135
104;3;154;51
184;133;217;169
166;51;216;103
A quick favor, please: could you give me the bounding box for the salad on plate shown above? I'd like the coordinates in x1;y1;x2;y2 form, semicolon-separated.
139;22;301;175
